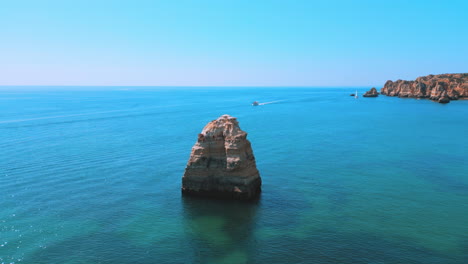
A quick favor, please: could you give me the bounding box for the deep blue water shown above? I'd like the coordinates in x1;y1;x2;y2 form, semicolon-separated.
1;87;467;264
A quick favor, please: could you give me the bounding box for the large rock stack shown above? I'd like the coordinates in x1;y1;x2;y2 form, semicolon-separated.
182;115;261;200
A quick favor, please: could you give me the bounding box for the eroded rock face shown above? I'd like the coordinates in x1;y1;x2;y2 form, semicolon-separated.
380;73;468;103
363;87;379;97
182;115;261;200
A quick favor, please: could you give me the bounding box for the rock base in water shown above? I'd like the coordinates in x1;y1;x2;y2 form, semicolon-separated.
182;177;262;200
182;115;262;200
438;96;450;104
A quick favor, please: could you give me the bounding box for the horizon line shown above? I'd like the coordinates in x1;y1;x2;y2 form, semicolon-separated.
0;84;380;88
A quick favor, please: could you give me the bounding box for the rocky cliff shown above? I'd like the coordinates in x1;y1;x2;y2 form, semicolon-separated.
380;73;468;103
182;114;261;200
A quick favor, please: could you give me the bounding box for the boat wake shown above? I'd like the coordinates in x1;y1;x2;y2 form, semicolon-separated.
257;100;285;105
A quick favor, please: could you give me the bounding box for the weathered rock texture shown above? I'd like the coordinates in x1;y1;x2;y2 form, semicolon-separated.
182;115;261;200
380;73;468;103
363;87;379;97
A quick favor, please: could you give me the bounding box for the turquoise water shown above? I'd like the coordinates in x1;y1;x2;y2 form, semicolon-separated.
1;87;467;264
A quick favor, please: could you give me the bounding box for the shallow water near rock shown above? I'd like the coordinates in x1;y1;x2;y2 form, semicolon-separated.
1;87;467;264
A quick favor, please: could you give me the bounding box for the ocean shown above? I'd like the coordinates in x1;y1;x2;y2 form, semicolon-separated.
1;87;467;264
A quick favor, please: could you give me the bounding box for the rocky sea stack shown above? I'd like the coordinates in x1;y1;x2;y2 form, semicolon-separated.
182;115;261;200
363;87;379;97
380;73;468;103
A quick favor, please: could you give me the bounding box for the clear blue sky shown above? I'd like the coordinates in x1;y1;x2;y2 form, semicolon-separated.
1;0;467;86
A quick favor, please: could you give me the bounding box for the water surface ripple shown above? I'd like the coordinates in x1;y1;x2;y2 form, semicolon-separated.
0;88;467;264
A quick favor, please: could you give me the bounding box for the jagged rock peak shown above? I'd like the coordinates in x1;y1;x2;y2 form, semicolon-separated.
182;114;261;200
200;114;244;138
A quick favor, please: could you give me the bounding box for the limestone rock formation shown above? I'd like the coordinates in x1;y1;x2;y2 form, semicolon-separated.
363;87;379;97
380;73;468;103
182;114;261;200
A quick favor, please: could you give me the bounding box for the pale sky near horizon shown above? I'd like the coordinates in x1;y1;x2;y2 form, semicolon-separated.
1;0;467;87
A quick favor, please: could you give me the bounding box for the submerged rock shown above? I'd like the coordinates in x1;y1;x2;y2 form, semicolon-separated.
182;114;261;200
363;87;379;97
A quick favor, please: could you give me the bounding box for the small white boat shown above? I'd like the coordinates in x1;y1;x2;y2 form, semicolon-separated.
355;90;358;99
